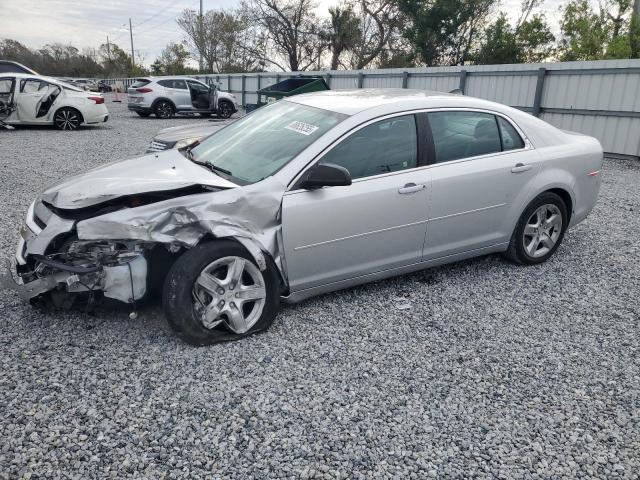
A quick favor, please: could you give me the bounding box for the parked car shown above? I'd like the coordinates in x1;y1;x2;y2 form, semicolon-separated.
0;73;108;129
0;60;37;75
147;122;226;152
127;76;238;119
97;80;112;93
71;79;100;92
4;89;602;345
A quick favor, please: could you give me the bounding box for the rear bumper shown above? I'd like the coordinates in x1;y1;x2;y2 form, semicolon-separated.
83;104;109;124
128;104;152;113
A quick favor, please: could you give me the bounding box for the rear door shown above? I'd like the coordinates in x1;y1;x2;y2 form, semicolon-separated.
15;78;51;123
158;79;191;109
422;110;539;259
281;113;432;292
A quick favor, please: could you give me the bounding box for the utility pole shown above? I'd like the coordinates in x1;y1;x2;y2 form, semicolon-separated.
632;0;640;58
129;18;135;74
199;0;203;72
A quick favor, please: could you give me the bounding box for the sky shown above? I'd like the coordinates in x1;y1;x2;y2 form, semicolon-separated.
0;0;566;68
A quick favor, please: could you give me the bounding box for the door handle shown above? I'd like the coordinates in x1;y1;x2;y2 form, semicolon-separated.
511;163;532;173
398;183;426;194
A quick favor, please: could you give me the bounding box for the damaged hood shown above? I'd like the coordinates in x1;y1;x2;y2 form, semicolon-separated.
41;149;238;209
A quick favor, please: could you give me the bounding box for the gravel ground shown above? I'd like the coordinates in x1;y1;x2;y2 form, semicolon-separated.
0;97;639;479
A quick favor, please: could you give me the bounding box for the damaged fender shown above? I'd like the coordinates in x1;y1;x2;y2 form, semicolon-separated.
77;177;288;280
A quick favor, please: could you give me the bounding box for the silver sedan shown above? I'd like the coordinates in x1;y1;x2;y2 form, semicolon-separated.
6;89;603;345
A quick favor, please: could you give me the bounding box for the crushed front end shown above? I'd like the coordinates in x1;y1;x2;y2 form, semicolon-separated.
3;200;150;307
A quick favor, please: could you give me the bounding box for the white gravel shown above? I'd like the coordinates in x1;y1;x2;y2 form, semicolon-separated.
0;97;639;479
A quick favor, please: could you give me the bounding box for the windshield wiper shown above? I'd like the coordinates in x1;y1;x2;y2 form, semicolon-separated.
182;146;232;176
205;162;232;176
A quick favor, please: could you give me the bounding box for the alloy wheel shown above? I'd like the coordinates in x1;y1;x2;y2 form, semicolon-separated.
218;102;233;118
522;204;563;258
156;102;173;118
54;109;80;130
192;256;266;334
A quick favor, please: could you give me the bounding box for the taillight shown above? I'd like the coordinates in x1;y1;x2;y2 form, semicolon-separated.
136;87;153;93
88;96;104;104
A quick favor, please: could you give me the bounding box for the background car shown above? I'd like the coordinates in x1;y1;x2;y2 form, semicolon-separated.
7;89;602;345
0;73;108;129
146;122;225;152
97;80;112;92
127;76;238;119
72;79;100;92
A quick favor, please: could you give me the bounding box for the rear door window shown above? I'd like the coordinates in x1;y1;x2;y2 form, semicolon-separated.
158;79;187;89
427;111;502;163
21;79;47;93
497;116;525;151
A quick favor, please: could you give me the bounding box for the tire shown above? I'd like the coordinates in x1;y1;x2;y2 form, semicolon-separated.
505;192;568;265
136;111;152;118
154;100;175;119
163;240;280;345
53;107;83;130
217;100;234;119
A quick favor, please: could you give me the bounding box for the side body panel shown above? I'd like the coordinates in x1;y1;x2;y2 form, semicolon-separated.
281;167;431;291
423;148;541;259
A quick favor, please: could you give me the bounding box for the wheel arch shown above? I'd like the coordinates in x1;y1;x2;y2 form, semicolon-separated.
546;187;573;224
150;97;176;111
53;105;84;125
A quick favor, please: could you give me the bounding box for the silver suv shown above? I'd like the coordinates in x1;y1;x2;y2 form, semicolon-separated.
127;76;238;119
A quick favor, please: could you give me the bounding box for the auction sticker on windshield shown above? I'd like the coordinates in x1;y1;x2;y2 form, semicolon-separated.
285;121;319;136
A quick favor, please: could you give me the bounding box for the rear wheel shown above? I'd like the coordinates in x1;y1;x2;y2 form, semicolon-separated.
163;240;280;345
136;111;151;118
217;100;234;119
154;100;175;119
505;192;568;265
53;108;82;130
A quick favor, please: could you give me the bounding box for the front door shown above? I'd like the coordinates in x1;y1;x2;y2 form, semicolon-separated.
282;114;431;292
422;110;540;259
0;77;16;122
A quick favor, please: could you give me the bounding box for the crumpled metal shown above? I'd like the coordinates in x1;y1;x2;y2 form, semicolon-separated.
76;177;287;278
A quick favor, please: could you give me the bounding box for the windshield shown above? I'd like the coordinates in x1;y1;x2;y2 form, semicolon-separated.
190;101;347;184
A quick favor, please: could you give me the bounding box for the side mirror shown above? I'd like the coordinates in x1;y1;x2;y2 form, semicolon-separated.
299;163;352;190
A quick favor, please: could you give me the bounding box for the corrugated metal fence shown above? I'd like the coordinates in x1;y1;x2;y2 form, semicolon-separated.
109;59;640;158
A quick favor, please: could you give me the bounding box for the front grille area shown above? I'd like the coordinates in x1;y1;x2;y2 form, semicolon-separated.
147;140;170;152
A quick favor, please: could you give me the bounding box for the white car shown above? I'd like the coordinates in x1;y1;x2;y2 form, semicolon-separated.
0;73;109;130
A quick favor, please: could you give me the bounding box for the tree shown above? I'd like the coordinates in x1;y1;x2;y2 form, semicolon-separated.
320;5;361;70
349;0;399;69
396;0;494;66
559;0;634;60
244;0;321;71
473;10;555;64
99;43;135;77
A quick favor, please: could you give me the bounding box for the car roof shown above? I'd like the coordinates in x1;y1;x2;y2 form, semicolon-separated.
287;88;507;116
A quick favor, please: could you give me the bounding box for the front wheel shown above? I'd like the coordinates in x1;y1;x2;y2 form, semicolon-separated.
216;101;234;119
154;100;175;119
163;240;280;345
53;108;82;130
505;192;568;265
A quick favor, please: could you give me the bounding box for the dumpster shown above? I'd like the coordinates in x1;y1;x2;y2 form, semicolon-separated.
257;77;329;106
